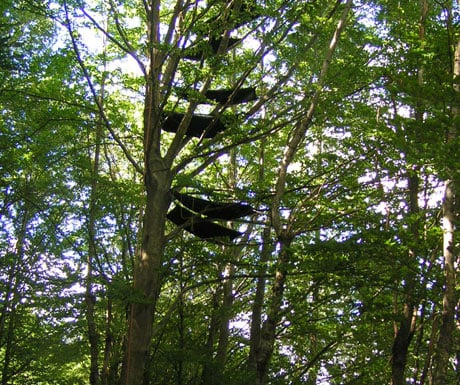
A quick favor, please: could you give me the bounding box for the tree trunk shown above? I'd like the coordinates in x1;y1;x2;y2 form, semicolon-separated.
123;175;171;385
1;207;29;385
391;302;416;385
247;225;272;376
391;3;427;382
202;287;221;385
1;306;15;385
390;162;419;385
215;263;234;372
251;3;353;383
255;236;292;385
248;138;272;380
86;87;104;385
122;0;172;382
101;298;114;385
432;176;456;384
432;5;459;383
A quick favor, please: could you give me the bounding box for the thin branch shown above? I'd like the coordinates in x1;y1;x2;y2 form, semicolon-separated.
3;89;97;112
271;0;354;234
80;6;146;77
63;0;143;175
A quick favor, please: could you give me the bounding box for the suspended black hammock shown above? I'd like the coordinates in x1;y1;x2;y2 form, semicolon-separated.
167;191;254;240
162;112;227;138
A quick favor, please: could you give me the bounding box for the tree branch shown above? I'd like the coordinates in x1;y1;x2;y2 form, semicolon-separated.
63;0;143;175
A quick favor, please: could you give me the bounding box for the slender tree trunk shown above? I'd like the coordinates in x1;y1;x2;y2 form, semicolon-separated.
420;312;439;385
215;263;234;370
1;207;28;385
202;287;221;385
255;236;292;385
1;306;15;385
86;28;110;382
305;282;320;385
432;5;459;383
432;180;456;384
214;150;242;382
247;226;271;376
201;263;236;385
391;3;428;382
251;3;352;384
175;255;186;385
0;253;17;348
101;298;114;385
86;89;104;385
248;138;272;380
390;162;419;385
86;281;99;385
391;298;417;385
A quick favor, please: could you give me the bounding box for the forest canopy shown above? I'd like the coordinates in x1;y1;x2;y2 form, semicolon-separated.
0;0;459;384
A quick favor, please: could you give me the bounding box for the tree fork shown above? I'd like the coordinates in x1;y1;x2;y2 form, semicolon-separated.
123;0;172;383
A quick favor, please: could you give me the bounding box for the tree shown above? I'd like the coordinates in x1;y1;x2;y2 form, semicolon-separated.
54;1;357;383
2;0;460;384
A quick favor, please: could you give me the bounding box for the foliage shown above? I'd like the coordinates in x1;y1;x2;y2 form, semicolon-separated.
0;0;458;384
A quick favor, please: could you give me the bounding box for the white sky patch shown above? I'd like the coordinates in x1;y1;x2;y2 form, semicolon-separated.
230;312;251;338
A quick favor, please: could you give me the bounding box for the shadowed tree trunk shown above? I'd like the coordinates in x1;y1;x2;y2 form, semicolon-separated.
1;200;30;385
124;164;172;385
86;120;102;385
86;33;109;385
247;226;271;377
247;137;272;380
391;3;427;382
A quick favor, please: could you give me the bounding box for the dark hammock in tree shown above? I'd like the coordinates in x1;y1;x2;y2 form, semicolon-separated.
162;112;227;138
183;36;241;60
167;192;254;239
167;205;242;240
172;191;254;220
205;87;256;105
176;87;256;105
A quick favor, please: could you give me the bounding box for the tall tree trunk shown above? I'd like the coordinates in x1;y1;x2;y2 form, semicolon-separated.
248;137;272;379
432;161;457;383
390;106;420;385
202;287;221;385
1;306;15;385
247;226;272;376
391;3;427;382
431;5;459;383
86;64;105;385
255;236;292;385
252;3;353;383
122;1;173;383
214;149;244;382
391;283;417;385
432;179;456;385
101;298;114;385
1;206;29;385
215;263;234;375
